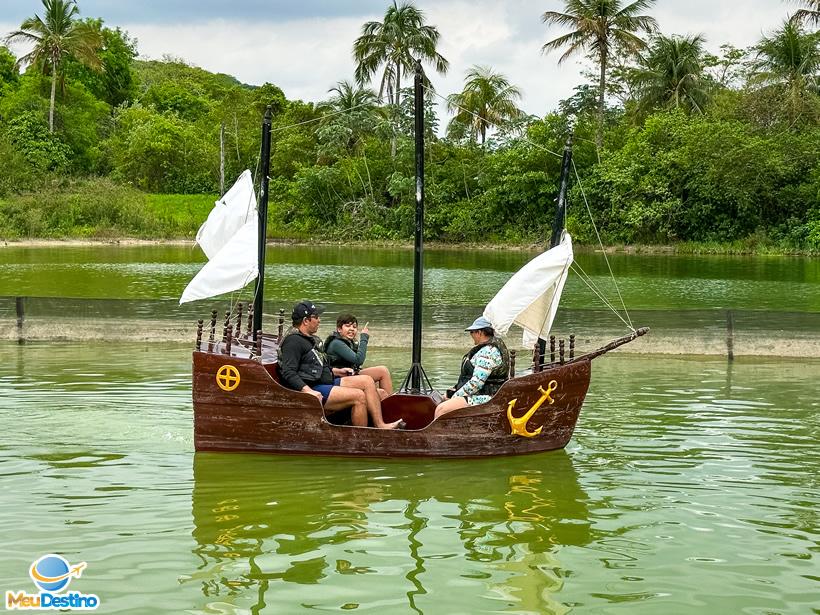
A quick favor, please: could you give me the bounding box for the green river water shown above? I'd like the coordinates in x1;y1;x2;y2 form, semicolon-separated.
1;245;818;613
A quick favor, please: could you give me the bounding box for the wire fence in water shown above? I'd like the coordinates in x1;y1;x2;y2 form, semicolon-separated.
2;295;820;358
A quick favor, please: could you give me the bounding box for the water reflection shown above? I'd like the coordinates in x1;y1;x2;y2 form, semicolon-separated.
190;452;590;614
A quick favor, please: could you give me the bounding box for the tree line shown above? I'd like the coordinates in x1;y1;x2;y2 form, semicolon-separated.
0;0;819;251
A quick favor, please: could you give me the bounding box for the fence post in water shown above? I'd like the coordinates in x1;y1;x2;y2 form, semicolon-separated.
16;297;25;345
509;350;516;378
208;310;217;352
196;320;203;350
726;310;735;362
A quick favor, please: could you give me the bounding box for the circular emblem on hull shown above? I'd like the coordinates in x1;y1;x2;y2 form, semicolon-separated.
216;365;240;391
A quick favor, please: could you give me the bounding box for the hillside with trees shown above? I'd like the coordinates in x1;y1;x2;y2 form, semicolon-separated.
0;0;818;252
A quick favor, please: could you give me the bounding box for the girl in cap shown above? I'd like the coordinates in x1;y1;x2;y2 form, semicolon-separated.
434;316;510;419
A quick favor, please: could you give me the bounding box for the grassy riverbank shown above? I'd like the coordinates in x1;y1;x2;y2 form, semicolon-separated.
1;179;818;255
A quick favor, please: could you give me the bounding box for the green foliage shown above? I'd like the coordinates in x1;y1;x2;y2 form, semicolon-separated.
1;4;819;254
5;111;72;171
0;178;160;239
0;46;19;90
63;21;138;108
0;130;40;196
576;111;820;248
106;106;216;193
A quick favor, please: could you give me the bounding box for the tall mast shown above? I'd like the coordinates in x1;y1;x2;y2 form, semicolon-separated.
538;133;574;367
550;133;573;249
409;60;425;392
253;106;272;338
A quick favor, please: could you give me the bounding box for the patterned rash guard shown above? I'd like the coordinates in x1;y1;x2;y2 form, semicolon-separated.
454;345;503;405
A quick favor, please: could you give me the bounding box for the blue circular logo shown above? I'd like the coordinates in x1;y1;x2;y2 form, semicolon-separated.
30;554;71;592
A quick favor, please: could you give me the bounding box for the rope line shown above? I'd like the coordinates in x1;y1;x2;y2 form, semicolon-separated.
570;262;635;331
268;100;384;135
572;160;634;329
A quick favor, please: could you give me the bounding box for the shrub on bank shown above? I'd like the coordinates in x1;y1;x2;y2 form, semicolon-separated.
0;178;162;239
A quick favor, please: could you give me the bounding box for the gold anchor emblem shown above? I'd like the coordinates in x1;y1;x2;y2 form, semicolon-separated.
216;365;240;391
506;380;558;437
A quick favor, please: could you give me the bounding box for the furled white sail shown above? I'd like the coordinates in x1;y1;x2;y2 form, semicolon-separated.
483;233;573;346
179;170;258;304
195;169;256;259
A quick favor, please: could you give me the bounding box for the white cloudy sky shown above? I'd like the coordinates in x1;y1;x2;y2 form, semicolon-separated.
1;0;793;117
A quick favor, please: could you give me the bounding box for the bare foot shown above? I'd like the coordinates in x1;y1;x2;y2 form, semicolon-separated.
378;419;405;430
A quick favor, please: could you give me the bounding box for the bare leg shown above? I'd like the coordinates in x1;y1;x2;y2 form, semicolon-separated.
341;375;402;429
360;365;393;395
434;395;469;419
325;387;367;427
377;388;388;401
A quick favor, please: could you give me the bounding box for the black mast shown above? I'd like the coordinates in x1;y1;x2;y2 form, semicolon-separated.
399;60;431;394
550;133;573;249
253;106;272;338
538;133;574;366
410;60;425;392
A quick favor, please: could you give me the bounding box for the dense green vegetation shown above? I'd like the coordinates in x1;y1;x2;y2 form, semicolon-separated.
0;0;819;252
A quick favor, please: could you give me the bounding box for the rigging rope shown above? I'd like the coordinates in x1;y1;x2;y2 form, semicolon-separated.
571;160;634;330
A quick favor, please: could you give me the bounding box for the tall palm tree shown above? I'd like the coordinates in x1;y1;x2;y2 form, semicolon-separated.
542;0;658;149
446;65;524;144
631;34;709;115
353;1;448;155
752;20;820;123
790;0;820;27
6;0;102;132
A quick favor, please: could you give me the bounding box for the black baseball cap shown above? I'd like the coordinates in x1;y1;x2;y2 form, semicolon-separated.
292;300;325;320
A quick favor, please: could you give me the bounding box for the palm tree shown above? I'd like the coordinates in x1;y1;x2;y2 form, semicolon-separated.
6;0;102;132
353;1;448;155
446;66;524;144
791;0;820;27
325;80;380;114
320;81;383;153
631;34;709;115
541;0;658;149
751;20;820;123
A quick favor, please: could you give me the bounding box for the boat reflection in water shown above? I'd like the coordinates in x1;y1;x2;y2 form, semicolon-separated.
189;452;590;613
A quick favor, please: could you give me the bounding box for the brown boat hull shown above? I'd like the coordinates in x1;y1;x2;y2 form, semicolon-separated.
192;350;591;458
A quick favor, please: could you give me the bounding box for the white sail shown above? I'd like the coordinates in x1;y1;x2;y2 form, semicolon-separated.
179;170;259;304
179;218;258;304
483;233;573;346
195;169;256;259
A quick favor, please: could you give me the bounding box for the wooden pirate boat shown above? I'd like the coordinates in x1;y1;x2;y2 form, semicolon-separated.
184;64;647;458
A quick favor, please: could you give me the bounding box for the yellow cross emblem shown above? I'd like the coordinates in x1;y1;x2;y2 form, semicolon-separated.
216;365;240;391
